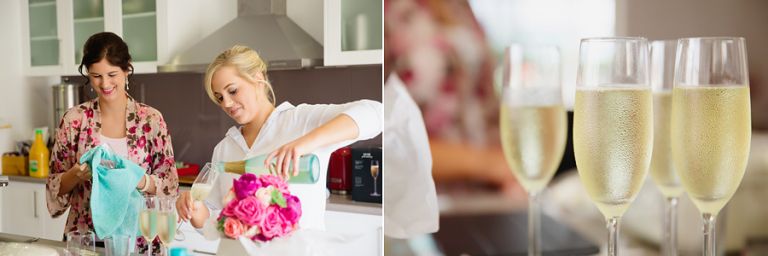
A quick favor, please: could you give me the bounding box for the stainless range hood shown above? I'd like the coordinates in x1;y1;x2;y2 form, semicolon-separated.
158;0;322;72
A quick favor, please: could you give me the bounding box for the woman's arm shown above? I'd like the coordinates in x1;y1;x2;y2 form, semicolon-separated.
429;138;525;197
141;111;179;196
46;112;83;217
266;100;383;178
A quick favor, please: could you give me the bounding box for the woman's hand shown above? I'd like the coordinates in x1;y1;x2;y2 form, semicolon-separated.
264;137;315;181
176;191;196;222
67;163;91;182
176;191;208;228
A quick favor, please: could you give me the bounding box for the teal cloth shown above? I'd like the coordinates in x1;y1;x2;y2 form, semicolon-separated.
80;144;144;239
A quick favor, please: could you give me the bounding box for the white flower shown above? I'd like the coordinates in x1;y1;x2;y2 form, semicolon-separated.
255;186;274;206
222;189;236;205
243;224;260;237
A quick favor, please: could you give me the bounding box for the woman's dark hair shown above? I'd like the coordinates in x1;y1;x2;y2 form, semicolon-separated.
78;32;134;85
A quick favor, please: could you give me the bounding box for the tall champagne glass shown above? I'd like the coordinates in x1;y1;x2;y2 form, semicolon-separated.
650;40;683;256
671;37;751;256
139;195;158;256
157;195;178;256
370;160;380;196
177;163;220;240
574;37;653;256
499;45;567;256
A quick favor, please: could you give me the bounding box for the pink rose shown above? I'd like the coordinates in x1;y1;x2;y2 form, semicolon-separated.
259;174;289;194
260;205;290;239
280;194;302;224
223;217;245;239
72;119;81;129
234;197;266;226
222;198;239;217
142;123;152;133
233;173;263;200
129;126;137;134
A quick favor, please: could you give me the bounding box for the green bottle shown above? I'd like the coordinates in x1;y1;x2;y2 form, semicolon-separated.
218;154;320;184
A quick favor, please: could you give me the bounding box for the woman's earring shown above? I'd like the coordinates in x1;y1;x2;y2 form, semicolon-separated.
90;87;94;92
126;79;130;91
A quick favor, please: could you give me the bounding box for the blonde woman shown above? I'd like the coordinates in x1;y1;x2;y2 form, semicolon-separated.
175;45;382;234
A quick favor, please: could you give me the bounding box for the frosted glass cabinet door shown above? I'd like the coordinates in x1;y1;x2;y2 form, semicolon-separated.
122;0;157;62
340;0;382;52
28;0;59;66
73;0;105;64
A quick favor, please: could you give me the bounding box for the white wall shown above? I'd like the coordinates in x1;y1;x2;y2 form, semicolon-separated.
288;0;324;45
616;0;768;129
160;0;238;63
0;1;57;146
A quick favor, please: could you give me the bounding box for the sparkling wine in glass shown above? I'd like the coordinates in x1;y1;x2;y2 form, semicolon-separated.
139;195;158;256
671;37;751;256
177;163;219;241
574;37;652;256
157;195;178;256
370;160;380;196
499;44;567;256
191;163;219;202
650;39;684;256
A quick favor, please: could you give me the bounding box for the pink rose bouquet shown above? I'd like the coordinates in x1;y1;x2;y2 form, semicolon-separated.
217;173;301;241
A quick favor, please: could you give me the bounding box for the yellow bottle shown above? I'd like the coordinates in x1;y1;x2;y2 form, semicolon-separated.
29;128;49;178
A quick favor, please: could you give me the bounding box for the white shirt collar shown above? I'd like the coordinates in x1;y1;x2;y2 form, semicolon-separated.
224;101;296;152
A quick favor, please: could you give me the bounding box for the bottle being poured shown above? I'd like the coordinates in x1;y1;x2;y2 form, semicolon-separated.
218;154;320;184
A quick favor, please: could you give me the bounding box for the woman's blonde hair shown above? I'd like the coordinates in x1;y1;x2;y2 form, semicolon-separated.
204;45;276;105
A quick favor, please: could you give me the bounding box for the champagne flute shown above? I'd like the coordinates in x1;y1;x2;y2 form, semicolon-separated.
139;195;158;256
650;40;684;256
574;37;652;256
671;37;751;256
370;160;380;196
499;44;567;256
176;163;219;240
157;196;178;256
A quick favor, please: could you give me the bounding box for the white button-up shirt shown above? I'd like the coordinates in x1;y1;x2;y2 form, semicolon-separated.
200;100;382;238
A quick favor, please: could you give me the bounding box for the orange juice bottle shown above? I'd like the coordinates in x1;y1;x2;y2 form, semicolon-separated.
29;128;49;178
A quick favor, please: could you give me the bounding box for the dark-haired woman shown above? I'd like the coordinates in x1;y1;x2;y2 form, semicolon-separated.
45;32;178;255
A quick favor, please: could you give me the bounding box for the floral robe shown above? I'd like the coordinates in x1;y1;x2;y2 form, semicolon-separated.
46;95;178;254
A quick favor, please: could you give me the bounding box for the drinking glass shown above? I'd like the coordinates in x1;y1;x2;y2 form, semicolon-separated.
139;195;158;256
499;44;567;256
177;163;219;240
104;234;131;256
574;37;652;256
650;39;683;256
671;37;751;256
370;160;380;196
66;230;96;256
157;195;179;256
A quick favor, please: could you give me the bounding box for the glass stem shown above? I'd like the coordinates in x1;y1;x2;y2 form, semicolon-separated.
607;216;621;256
702;213;717;256
528;191;541;256
147;238;152;256
663;197;678;256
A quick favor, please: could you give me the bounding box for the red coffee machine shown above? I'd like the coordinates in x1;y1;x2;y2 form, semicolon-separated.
327;147;352;194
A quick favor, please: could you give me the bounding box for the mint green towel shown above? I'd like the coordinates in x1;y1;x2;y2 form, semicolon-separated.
80;145;144;239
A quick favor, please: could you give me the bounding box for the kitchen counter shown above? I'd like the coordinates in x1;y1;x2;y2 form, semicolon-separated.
7;175;382;215
0;232;105;255
4;175;46;184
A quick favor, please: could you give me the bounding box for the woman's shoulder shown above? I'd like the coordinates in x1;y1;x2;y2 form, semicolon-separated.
134;102;166;120
60;100;96;124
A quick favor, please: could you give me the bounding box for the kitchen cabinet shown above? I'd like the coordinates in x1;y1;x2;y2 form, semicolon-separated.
325;210;383;256
323;0;382;66
21;0;236;76
0;180;68;241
